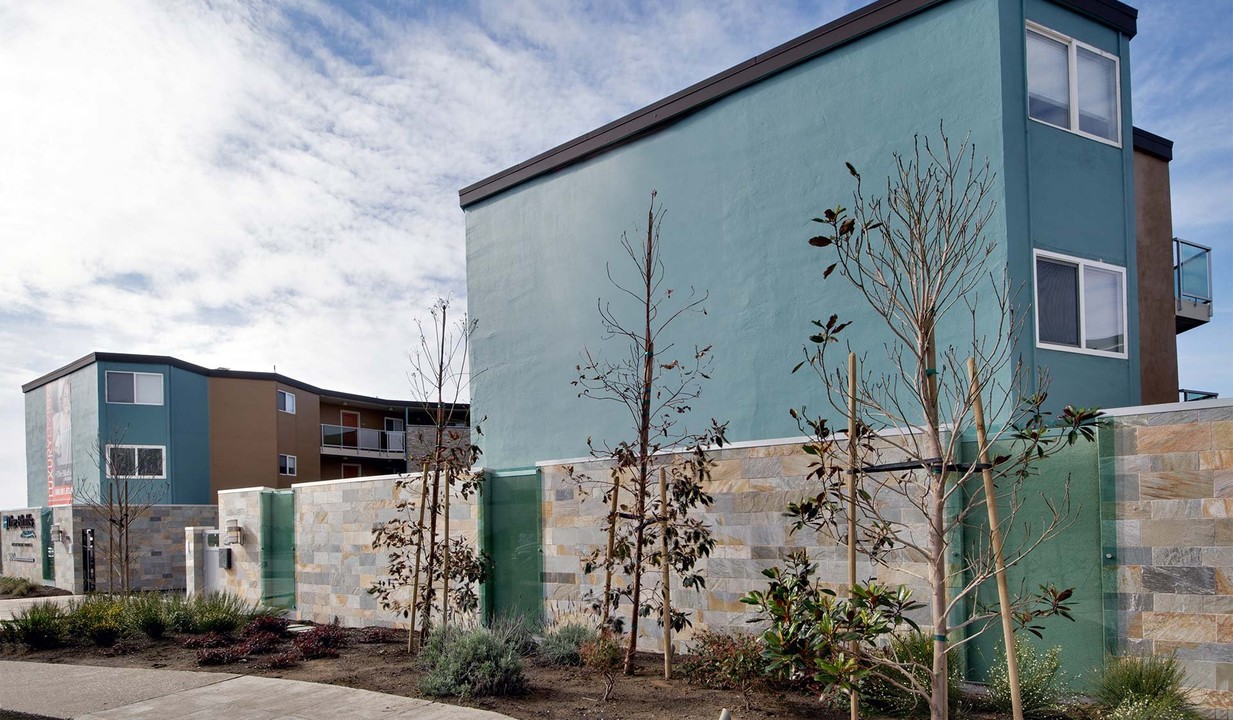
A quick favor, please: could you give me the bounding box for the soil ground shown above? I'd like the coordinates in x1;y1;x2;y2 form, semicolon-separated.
0;625;884;720
0;585;72;601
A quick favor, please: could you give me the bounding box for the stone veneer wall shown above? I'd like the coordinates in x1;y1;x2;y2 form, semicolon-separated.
217;488;266;606
0;506;48;584
293;473;479;628
1106;400;1233;716
539;436;929;650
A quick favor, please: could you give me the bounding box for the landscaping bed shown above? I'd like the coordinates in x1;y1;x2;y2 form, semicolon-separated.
0;578;71;600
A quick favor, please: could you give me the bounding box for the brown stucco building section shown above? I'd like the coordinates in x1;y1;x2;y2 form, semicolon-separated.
1133;138;1178;405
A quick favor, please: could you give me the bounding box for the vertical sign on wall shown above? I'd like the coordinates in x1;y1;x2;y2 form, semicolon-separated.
46;378;73;506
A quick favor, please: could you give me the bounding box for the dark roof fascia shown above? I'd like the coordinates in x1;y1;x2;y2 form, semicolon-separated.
1052;0;1137;38
20;352;466;415
1132;126;1173;162
458;0;1138;209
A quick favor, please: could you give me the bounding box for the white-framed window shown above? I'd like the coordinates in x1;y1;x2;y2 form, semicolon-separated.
279;454;297;476
1034;249;1127;358
105;445;166;478
277;389;296;414
1026;22;1121;145
105;371;165;405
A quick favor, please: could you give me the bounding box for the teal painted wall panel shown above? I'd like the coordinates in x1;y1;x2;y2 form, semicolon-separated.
466;0;1012;471
23;364;99;507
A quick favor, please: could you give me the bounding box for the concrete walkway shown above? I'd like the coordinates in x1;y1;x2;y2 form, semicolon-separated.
0;661;514;720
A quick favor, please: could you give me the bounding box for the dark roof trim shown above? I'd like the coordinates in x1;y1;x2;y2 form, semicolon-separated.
21;352;466;415
458;0;1138;209
1132;126;1173;162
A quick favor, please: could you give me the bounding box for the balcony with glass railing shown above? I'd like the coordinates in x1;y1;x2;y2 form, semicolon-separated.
320;424;406;455
1175;238;1212;332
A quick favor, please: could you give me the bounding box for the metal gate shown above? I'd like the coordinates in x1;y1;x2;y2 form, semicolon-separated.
483;469;543;622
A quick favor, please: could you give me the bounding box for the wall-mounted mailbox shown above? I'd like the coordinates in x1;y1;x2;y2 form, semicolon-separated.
218;547;232;570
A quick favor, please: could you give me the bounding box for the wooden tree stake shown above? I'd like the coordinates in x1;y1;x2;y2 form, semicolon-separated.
409;461;430;652
968;357;1024;720
661;467;672;680
847;351;859;720
443;465;452;628
602;472;621;627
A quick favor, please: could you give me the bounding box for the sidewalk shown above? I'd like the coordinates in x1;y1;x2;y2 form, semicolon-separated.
0;661;514;720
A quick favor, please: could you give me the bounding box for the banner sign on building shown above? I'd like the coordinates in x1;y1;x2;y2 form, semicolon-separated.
46;378;73;506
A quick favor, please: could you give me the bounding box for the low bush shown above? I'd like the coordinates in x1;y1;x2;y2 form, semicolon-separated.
680;628;764;708
861;632;961;717
166;592;262;634
124;593;169;640
3;601;68;649
0;577;41;598
293;633;341;660
196;647;238;665
987;638;1066;719
580;631;623;702
242;614;290;638
539;622;596;667
1094;655;1200;720
263;649;303;669
489;616;539;657
69;595;128;647
418;625;528;698
236;630;281;656
182;632;233;649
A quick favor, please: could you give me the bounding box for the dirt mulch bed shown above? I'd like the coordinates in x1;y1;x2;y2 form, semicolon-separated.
0;625;883;720
0;586;72;601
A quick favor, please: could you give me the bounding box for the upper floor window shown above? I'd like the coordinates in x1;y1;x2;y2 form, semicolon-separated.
277;389;296;414
1027;23;1120;145
106;445;166;478
279;454;297;476
105;371;164;405
1034;250;1127;357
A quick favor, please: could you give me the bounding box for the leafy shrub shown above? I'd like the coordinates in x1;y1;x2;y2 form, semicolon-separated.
171;592;263;634
417;625;528;698
539;622;596;666
123;593;169;640
861;632;961;717
164;593;196;633
0;577;41;597
580;631;624;702
3;601;68;649
987;638;1066;719
69;595;128;647
263;649;303;669
182;632;233;649
196;647;238;665
293;633;341;659
357;626;402;644
236;630;281;656
489;616;539;657
1094;655;1200;720
680;628;764;707
242;614;290;638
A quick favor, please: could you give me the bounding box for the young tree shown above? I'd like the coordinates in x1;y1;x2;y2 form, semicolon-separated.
370;297;487;650
770;129;1099;719
570;191;727;675
78;428;169;593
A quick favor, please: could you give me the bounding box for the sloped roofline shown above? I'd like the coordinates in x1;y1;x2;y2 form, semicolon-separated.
458;0;1137;209
20;351;465;415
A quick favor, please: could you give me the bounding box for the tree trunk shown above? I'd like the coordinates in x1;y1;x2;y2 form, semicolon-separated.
924;328;949;720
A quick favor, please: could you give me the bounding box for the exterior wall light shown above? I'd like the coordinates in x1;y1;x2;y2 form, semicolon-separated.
224;519;242;546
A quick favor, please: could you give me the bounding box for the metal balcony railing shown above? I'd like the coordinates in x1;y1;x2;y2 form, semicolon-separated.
1180;389;1219;403
1175;238;1213;332
320;424;406;454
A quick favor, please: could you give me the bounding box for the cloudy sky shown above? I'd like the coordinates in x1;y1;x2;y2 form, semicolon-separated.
1;0;1229;508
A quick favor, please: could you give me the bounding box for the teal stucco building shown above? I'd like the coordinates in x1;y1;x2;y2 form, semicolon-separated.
459;0;1212;619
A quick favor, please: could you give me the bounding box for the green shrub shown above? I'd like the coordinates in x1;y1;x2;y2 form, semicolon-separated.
862;632;961;717
124;593;169;640
162;592;261;634
489;616;540;657
4;601;69;649
418;625;528;698
69;595;127;647
0;576;41;597
680;628;764;707
1094;655;1200;720
580;630;623;702
539;622;596;666
987;638;1066;719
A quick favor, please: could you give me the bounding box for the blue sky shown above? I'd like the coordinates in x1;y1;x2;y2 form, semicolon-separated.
0;0;1229;508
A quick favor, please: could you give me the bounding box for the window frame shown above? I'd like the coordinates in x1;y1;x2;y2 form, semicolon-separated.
1033;249;1128;359
279;454;297;477
104;444;167;479
277;389;296;415
104;371;165;406
1026;22;1122;147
